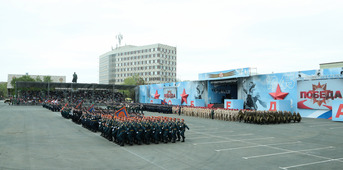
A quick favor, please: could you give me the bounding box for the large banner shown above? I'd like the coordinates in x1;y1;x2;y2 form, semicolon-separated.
163;87;177;99
139;81;208;106
198;68;250;80
177;81;208;106
297;79;343;110
237;72;297;112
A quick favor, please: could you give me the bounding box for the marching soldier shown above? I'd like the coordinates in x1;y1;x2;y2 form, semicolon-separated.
179;119;189;142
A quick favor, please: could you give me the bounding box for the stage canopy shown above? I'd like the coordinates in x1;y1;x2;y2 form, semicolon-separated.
15;81;136;90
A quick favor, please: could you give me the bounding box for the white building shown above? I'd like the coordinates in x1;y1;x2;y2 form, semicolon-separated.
7;74;66;89
99;43;177;85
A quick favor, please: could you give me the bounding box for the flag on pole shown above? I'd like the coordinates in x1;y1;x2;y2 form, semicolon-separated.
88;104;94;113
114;106;128;117
75;100;83;109
162;99;168;105
61;103;68;111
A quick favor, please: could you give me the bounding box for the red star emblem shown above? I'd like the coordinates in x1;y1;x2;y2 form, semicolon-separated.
269;84;288;100
180;89;189;104
312;82;327;106
154;90;160;99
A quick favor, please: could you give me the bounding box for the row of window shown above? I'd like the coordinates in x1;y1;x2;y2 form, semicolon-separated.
114;54;176;62
114;77;176;83
115;60;176;67
114;65;176;72
115;48;176;57
115;72;176;77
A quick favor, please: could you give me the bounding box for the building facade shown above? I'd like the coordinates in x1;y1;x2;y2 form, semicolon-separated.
99;43;177;85
320;61;343;69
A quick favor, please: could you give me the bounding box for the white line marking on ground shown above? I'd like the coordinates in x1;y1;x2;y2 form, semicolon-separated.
224;133;254;137
188;128;220;131
279;159;333;170
201;130;234;134
309;123;339;127
189;126;205;128
188;136;214;140
279;157;343;170
216;141;301;152
188;124;340;166
193;137;274;145
330;126;343;129
193;140;233;145
304;122;333;125
121;147;168;170
188;133;253;140
242;137;275;141
243;146;334;159
266;145;338;161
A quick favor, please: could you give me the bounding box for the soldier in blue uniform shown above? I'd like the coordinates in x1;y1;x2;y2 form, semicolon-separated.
143;118;152;144
179;119;189;142
171;118;179;143
153;119;162;144
127;120;135;145
162;119;170;143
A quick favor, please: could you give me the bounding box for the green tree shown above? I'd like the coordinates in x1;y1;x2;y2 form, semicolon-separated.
123;76;136;85
43;76;52;82
35;76;42;82
121;74;144;100
10;75;36;96
0;82;7;99
11;75;36;89
123;74;145;86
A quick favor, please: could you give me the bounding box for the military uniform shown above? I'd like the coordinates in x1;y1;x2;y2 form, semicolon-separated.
179;119;189;142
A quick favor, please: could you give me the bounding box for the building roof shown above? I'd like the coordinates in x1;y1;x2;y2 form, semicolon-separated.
99;43;176;57
14;81;136;90
320;61;343;65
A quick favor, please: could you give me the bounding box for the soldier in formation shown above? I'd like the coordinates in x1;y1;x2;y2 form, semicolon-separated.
80;111;101;132
143;104;173;114
42;100;61;112
60;106;72;119
237;110;302;124
176;106;240;122
98;116;190;146
173;106;301;125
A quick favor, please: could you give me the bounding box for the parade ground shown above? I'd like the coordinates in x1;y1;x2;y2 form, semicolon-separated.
1;102;343;170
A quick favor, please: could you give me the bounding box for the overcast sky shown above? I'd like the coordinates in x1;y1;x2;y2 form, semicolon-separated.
1;0;342;83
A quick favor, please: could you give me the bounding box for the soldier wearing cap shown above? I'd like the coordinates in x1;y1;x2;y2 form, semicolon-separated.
143;118;152;144
171;118;179;143
152;118;162;144
134;119;145;145
117;119;127;146
162;119;170;143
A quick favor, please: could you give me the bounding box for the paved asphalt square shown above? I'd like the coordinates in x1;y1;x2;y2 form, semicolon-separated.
1;102;343;170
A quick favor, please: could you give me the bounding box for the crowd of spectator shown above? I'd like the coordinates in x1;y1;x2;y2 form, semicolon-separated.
10;89;125;105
